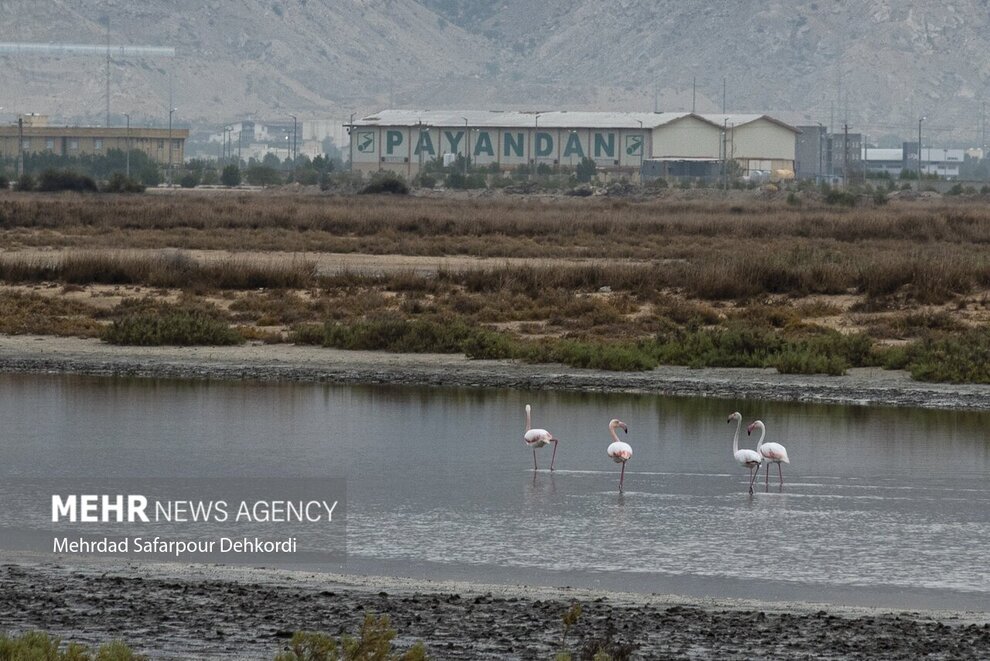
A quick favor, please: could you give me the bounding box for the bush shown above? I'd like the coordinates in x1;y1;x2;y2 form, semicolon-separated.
102;304;244;346
179;172;200;188
16;173;36;191
221;164;242;187
0;172;8;190
246;165;283;186
360;174;409;195
575;157;597;183
103;172;146;193
0;631;145;660
907;329;990;383
824;189;857;206
274;615;428;661
36;169;99;192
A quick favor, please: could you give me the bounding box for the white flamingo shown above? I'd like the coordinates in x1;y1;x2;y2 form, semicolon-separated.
524;404;559;471
606;418;632;491
728;412;762;494
747;420;790;489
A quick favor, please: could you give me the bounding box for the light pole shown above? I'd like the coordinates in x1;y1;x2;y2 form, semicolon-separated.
168;107;176;187
123;113;131;178
289;113;297;165
917;116;925;183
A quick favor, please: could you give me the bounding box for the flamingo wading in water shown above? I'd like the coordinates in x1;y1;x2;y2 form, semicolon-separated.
524;404;559;471
728;412;762;494
748;420;790;489
606;419;632;491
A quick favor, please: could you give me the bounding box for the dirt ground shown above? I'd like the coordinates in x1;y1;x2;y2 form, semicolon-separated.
1;559;987;660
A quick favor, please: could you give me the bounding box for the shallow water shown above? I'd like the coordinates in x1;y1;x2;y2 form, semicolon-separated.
1;373;988;610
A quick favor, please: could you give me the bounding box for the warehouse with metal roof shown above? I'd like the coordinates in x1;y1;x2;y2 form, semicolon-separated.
348;109;798;181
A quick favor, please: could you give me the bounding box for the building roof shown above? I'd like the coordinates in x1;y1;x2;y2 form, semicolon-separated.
0;125;189;138
353;109;798;132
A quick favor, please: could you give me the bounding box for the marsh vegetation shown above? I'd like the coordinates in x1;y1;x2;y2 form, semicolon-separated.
2;192;990;380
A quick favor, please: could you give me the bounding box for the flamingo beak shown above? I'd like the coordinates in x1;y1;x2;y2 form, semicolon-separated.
621;423;628;433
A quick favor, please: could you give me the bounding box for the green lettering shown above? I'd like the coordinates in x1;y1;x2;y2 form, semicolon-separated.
444;130;464;154
414;131;435;156
535;132;554;157
563;132;584;158
386;130;403;154
594;133;615;158
503;132;524;157
473;132;494;157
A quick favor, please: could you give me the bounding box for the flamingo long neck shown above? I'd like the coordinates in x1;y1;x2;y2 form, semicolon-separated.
754;424;766;451
609;425;621;443
732;418;741;454
525;407;531;431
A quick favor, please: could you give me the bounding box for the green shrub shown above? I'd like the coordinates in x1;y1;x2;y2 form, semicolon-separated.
775;349;848;375
37;169;99;192
906;329;990;383
179;172;200;188
102;173;146;193
824;189;857;206
221;164;242;187
0;631;144;660
16;173;36;191
274;615;428;661
102;304;244;346
360;174;408;195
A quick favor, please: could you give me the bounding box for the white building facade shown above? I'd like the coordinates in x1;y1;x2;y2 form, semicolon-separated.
349;110;798;180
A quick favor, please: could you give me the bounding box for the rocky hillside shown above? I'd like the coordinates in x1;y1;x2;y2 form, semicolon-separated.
1;0;987;144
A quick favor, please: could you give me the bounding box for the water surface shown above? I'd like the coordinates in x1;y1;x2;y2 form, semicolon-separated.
1;373;988;610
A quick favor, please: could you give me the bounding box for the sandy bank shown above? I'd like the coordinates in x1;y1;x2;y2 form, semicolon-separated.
1;334;989;410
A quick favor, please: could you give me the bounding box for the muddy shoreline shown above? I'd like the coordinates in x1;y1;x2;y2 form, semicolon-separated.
2;335;990;410
1;559;988;660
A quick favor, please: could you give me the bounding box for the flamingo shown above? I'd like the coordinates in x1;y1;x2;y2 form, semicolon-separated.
606;419;632;491
524;404;559;471
728;412;762;494
747;420;790;489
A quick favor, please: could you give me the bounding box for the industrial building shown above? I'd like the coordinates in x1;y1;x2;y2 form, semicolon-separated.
349;110;798;180
0;114;188;165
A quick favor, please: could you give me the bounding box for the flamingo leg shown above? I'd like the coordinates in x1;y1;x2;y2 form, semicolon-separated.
778;462;783;488
619;462;626;492
532;449;538;471
765;462;770;490
549;440;558;471
748;466;759;494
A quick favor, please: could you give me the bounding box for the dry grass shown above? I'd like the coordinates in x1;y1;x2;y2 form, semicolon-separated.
3;193;990;377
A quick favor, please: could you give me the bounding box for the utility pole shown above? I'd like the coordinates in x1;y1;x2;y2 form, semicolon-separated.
105;18;111;127
124;113;130;178
722;78;726;114
918;116;925;184
17;116;24;178
691;75;696;113
168;107;176;187
843;123;849;188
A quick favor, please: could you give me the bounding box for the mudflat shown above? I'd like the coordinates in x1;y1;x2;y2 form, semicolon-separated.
1;560;988;660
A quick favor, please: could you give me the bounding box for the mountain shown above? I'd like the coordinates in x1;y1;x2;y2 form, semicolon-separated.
1;0;988;145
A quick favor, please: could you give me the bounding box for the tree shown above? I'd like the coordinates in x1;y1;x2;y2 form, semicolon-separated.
221;164;241;187
245;164;282;186
179;172;200;188
575;157;597;183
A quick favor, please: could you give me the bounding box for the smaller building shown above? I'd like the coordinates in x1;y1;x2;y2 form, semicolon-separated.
863;143;965;179
0;115;189;165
